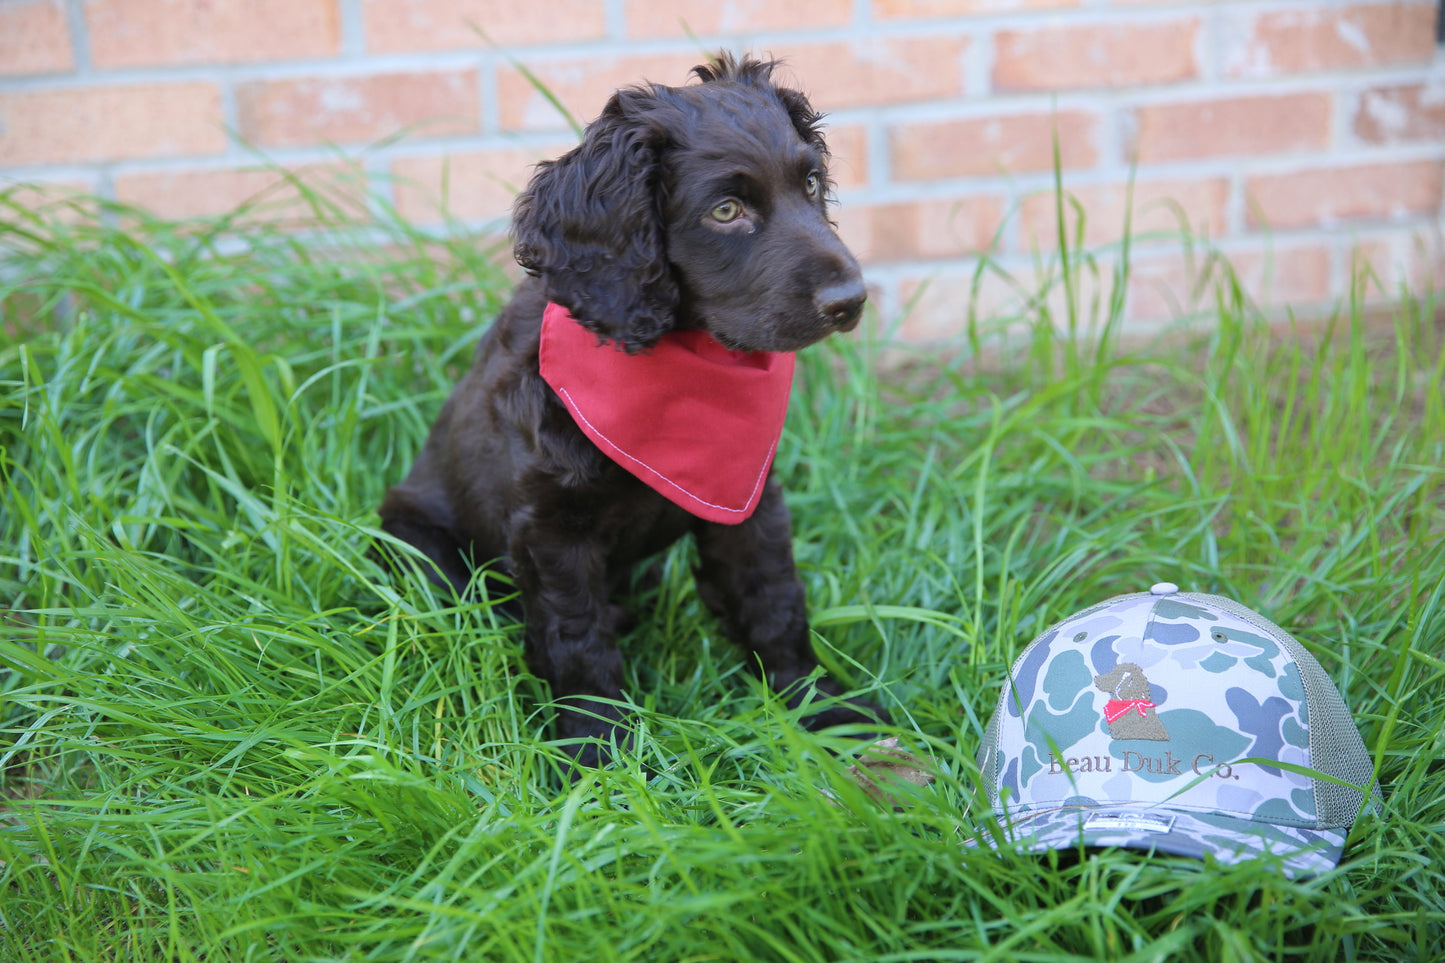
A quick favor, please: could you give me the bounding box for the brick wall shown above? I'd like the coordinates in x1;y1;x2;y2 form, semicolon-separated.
2;0;1442;339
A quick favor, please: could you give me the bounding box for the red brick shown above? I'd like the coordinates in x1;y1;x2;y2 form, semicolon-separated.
362;0;605;52
832;205;869;260
896;256;1121;342
497;52;706;132
1132;92;1331;163
1223;245;1335;307
1246;160;1444;230
391;145;567;223
838;195;1005;264
236;71;480;148
0;83;226;166
113;162;368;223
1354;83;1445;145
1018;178;1230;251
1396;229;1445;294
1223;2;1437;78
993;18;1201;91
624;0;852;37
0;178;101;224
894;271;994;342
1127;244;1333;325
822;124;868;191
1343;236;1436;303
85;0;340;67
0;0;73;76
1346;232;1445;305
497;40;966;132
875;0;1079;17
778;37;970;110
1125;253;1209;325
890;110;1100;181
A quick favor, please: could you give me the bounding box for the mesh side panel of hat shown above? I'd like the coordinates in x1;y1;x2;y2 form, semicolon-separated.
1191;593;1381;827
978;704;1003;805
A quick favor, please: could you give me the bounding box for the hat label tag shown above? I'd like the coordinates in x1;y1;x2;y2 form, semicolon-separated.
1083;813;1176;835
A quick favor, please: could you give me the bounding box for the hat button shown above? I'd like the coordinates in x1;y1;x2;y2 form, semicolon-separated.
1150;582;1180;596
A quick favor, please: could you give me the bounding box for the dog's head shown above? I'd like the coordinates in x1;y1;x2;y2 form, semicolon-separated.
1094;663;1152;701
512;53;866;354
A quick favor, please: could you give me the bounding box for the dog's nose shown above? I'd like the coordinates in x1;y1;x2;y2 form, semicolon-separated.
815;277;867;330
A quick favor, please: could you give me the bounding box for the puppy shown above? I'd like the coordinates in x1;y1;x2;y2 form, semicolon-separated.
379;53;885;766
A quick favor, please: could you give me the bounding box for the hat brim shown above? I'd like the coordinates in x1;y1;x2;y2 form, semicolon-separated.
975;804;1346;879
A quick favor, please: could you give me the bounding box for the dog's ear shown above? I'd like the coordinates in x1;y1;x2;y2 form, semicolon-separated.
772;85;828;155
512;89;677;354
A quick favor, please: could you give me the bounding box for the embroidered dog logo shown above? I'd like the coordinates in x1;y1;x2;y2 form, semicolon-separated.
1093;663;1170;741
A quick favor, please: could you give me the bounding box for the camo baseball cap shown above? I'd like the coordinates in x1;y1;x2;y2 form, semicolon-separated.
974;583;1382;877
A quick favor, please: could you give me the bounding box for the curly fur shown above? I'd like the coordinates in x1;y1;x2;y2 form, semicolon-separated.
378;53;883;768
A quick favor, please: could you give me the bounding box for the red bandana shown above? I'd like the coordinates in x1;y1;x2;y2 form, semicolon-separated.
538;302;796;525
1104;698;1157;723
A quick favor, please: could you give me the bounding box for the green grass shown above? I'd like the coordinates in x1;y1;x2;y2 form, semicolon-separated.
2;177;1443;963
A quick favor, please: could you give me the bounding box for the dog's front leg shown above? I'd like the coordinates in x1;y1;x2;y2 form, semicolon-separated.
509;527;628;768
693;479;887;731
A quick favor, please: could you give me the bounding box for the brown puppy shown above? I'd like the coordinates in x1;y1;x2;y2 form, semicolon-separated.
379;54;884;767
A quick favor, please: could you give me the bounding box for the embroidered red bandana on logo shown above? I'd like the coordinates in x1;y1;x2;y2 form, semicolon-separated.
1103;698;1157;723
538;302;796;525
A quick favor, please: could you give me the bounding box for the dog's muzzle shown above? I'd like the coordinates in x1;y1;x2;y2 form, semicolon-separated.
815;277;867;331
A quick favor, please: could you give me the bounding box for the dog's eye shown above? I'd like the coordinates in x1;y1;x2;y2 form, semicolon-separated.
804;172;821;197
709;199;744;223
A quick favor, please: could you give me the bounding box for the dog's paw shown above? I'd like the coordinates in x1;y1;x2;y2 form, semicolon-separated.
555;709;632;774
784;678;890;736
801;698;891;735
